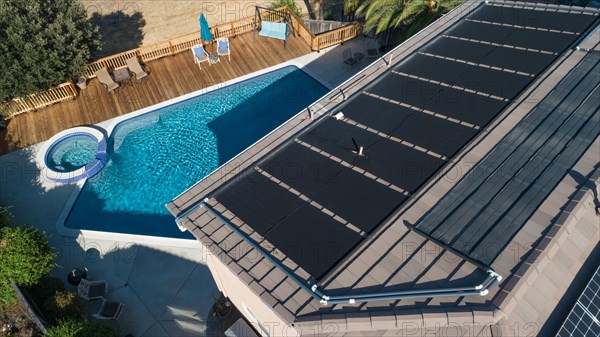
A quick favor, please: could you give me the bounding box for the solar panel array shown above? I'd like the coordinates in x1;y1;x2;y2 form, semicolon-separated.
557;265;600;337
415;52;600;266
209;3;599;279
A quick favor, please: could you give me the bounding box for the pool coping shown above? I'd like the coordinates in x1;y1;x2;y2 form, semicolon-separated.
55;59;331;247
36;126;108;183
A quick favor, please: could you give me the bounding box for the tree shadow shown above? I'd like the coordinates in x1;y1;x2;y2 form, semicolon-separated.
206;68;328;165
304;0;317;20
90;11;146;59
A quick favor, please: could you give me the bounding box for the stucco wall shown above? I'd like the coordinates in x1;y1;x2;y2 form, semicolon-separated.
206;251;300;337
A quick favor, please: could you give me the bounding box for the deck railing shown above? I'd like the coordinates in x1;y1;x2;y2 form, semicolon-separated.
284;6;362;51
1;6;361;119
0;83;78;119
313;22;363;50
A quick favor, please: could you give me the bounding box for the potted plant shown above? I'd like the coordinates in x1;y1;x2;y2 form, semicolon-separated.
211;295;231;318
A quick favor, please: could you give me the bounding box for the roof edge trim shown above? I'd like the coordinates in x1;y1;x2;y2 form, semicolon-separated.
193;202;502;306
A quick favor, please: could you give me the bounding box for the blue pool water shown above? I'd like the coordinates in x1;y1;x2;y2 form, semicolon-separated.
65;66;328;239
47;135;97;172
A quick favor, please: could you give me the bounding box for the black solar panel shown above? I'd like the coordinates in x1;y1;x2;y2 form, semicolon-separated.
300;118;446;192
261;142;344;197
313;169;407;233
261;142;407;233
423;37;497;63
469;5;596;32
369;74;506;126
557;265;600;337
424;37;555;75
453;61;532;99
263;204;362;279
503;27;583;53
397;55;531;99
478;45;555;75
397;54;471;84
215;171;304;235
415;53;600;266
342;94;479;157
446;21;576;53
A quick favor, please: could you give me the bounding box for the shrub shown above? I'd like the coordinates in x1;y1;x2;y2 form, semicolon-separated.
271;0;303;18
0;0;101;102
0;278;16;306
44;290;83;321
45;319;118;337
0;226;56;287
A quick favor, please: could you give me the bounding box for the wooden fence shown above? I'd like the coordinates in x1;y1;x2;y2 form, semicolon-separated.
1;6;362;119
313;23;363;51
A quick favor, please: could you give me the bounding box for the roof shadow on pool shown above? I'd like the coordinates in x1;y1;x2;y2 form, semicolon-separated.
65;184;194;239
206;67;328;165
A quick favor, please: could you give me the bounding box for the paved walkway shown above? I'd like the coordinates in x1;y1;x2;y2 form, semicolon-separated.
0;38;377;336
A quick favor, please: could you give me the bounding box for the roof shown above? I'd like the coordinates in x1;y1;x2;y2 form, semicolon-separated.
414;51;600;266
168;0;600;333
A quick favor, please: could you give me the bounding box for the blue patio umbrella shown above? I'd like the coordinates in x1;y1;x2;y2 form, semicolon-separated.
199;13;213;48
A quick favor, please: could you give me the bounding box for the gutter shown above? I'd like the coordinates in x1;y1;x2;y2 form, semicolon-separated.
574;23;600;53
196;202;502;306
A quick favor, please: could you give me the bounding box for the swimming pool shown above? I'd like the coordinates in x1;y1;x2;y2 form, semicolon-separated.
63;66;328;239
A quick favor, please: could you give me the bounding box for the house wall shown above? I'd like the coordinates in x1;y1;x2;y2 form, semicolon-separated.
205;250;300;337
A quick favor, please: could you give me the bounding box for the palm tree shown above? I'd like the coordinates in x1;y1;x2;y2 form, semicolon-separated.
349;0;463;34
344;0;361;20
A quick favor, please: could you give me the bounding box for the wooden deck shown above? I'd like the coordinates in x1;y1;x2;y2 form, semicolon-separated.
0;32;312;154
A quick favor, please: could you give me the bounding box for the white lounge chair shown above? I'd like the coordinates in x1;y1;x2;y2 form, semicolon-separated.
217;37;231;62
191;44;210;69
93;299;125;320
77;279;108;301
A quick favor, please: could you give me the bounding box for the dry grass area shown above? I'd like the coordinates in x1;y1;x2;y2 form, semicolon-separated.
82;0;317;57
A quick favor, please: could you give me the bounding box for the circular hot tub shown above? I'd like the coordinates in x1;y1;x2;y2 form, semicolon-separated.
37;127;108;183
